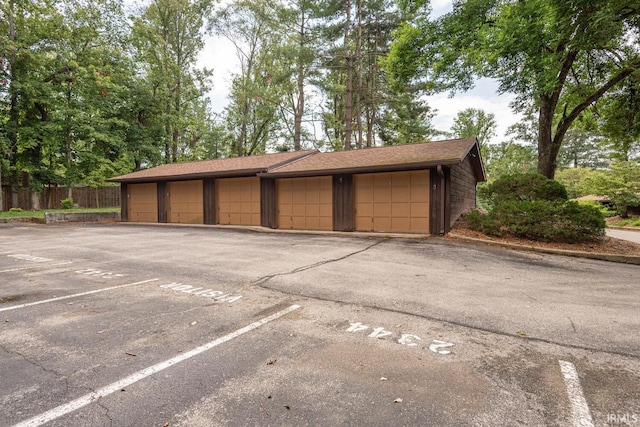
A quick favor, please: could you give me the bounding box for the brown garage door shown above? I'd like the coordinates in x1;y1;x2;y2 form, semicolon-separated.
167;180;203;224
216;177;260;225
128;183;158;222
277;176;332;231
354;170;430;233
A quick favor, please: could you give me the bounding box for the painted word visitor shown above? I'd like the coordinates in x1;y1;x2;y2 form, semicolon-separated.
159;282;243;303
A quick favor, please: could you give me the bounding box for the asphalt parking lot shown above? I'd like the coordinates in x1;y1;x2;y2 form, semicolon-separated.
1;223;638;426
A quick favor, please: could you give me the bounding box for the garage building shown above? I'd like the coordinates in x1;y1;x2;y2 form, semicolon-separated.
109;138;485;234
109;150;317;225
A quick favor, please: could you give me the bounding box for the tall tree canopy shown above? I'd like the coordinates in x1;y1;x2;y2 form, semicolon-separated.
387;0;640;178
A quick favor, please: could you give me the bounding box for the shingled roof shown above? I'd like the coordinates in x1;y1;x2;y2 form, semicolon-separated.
261;138;485;180
108;150;318;183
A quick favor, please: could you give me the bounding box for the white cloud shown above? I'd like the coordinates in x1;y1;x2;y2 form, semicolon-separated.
426;78;521;144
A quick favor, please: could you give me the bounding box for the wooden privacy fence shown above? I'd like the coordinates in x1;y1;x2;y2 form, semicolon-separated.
1;185;120;211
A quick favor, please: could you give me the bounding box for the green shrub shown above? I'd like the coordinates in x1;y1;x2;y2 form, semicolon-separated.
60;198;73;209
576;200;616;218
466;210;503;236
468;174;604;243
467;200;604;243
480;173;568;208
9;207;23;212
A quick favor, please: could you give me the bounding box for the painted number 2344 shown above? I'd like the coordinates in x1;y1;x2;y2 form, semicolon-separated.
346;322;455;355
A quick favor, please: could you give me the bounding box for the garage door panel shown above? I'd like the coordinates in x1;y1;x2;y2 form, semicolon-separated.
292;216;306;229
217;177;260;226
410;187;429;202
168;181;203;224
279;204;292;216
373;173;391;187
306;204;320;217
373;187;391;201
410;170;430;185
392;187;409;203
411;202;429;217
277;176;332;231
392;173;410;187
374;203;391;217
292;204;306;216
319;217;332;230
374;217;392;231
306;191;320;204
319;204;332;217
320;190;332;203
305;217;320;229
410;218;429;233
355;216;372;231
392;217;411;232
355;170;430;233
392;203;409;217
278;215;292;229
356;203;373;217
128;183;158;223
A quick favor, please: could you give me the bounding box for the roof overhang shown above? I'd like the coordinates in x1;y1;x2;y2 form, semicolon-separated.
258;159;466;178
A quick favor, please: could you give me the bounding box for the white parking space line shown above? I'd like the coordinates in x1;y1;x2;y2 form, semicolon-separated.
11;304;302;427
0;278;159;313
0;261;74;274
559;360;594;427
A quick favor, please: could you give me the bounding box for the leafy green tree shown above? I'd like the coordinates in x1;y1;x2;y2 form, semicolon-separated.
557;129;608;170
585;161;640;217
597;79;640;162
0;0;63;208
387;0;640;178
448;107;496;160
132;0;213;163
554;167;599;199
485;142;537;181
377;93;434;145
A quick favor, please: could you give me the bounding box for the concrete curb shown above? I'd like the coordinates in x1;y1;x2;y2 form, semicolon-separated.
117;220;430;240
607;225;640;232
44;212;121;224
0;217;45;224
448;232;640;266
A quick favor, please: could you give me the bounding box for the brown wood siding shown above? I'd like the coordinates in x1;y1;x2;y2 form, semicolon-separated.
354;171;430;233
120;183;128;222
167;180;203;224
157;182;167;223
203;178;216;225
260;178;276;228
333;174;354;231
128;183;158;222
449;156;477;228
277;176;333;231
216;177;260;225
429;168;451;235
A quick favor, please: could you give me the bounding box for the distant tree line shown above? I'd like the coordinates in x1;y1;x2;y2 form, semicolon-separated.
1;0;639;211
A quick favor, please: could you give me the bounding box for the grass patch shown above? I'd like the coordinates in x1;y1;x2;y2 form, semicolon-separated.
609;217;640;228
0;207;119;219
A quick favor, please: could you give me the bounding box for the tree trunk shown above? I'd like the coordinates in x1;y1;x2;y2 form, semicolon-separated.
537;96;561;179
355;0;363;149
293;10;306;151
31;192;40;211
343;0;353;151
6;0;18;210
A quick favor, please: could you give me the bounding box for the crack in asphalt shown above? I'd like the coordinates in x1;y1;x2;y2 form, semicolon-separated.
250;239;384;288
0;342;67;380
